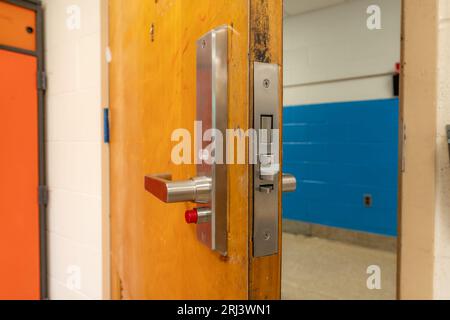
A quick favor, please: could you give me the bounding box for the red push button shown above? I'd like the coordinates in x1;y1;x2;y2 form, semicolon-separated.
185;209;198;224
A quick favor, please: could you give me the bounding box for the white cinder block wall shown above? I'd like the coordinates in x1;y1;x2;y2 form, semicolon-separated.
284;0;401;106
43;0;105;300
435;0;450;300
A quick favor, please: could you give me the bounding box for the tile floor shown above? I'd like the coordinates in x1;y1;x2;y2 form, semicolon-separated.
282;233;397;300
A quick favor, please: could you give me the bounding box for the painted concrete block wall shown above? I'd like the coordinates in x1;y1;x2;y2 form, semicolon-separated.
43;0;104;300
283;99;399;236
284;0;401;105
434;0;450;300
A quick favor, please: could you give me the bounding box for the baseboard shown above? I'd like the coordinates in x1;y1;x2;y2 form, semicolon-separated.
283;219;397;252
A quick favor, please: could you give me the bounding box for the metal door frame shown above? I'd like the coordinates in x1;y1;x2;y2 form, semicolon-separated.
0;0;47;300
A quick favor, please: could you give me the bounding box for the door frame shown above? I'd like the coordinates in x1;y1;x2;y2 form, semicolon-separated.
248;0;283;300
398;0;442;300
0;0;47;300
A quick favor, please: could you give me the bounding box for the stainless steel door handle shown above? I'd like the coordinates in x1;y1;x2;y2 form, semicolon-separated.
142;26;229;256
144;174;212;204
282;173;297;193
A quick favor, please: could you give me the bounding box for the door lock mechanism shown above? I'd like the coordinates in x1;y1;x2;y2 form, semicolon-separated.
252;62;298;257
144;27;297;258
144;25;229;256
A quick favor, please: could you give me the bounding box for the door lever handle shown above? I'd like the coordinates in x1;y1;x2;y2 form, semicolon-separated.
282;173;297;193
144;174;212;204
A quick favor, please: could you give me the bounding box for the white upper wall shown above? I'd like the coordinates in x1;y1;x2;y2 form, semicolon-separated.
283;0;401;105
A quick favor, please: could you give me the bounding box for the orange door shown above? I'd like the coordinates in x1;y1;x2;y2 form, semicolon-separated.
0;49;40;299
0;1;36;51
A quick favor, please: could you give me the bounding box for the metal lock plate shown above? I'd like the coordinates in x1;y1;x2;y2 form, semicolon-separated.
253;62;280;257
195;26;229;255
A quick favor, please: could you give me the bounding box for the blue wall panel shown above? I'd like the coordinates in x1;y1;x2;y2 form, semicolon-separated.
282;98;399;236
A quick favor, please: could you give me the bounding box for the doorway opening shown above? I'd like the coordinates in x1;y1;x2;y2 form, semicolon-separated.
282;0;401;300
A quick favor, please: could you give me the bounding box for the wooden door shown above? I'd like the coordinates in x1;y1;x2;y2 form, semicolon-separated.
109;0;282;300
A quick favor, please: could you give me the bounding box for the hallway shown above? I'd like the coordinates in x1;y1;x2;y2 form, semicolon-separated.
282;233;397;300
